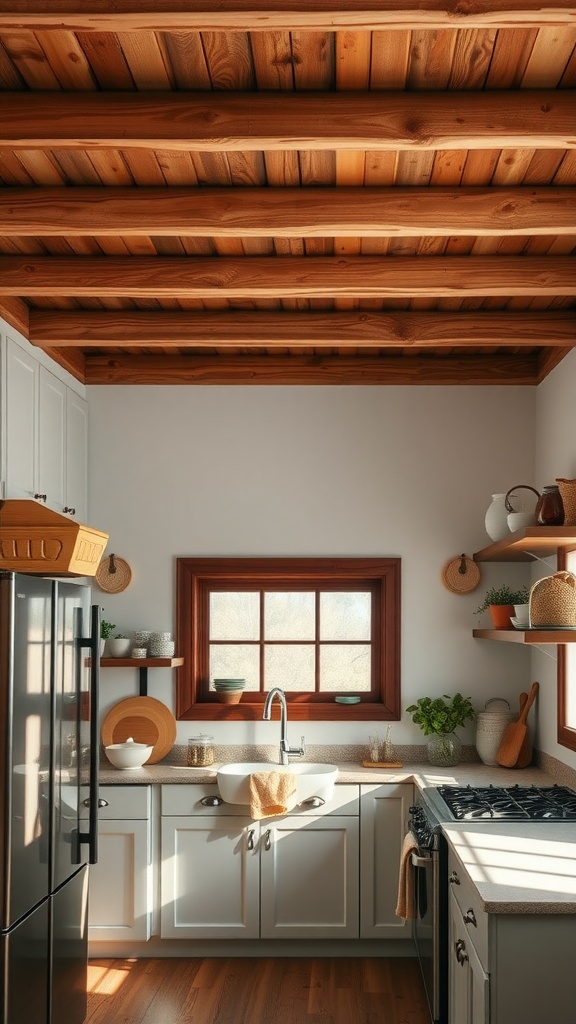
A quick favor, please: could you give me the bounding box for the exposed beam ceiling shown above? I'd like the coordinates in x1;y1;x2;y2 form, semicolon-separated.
2;91;575;152
0;1;574;387
2;187;575;237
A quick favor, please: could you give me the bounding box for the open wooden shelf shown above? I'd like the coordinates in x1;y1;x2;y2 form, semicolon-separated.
473;629;576;645
92;656;184;695
473;527;576;563
99;657;184;669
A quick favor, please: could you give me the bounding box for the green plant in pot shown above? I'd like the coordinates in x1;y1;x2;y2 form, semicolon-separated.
100;619;116;657
475;584;529;630
406;693;476;767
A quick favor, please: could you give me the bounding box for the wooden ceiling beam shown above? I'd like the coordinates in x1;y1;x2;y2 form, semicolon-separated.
2;256;574;298
2;91;574;152
1;1;575;31
4;187;576;238
28;310;576;349
83;352;541;386
0;298;29;339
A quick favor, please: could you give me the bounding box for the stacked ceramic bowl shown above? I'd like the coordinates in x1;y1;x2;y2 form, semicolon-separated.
149;632;175;657
213;678;245;704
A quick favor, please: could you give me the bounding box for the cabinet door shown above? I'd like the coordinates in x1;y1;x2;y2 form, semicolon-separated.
260;815;359;939
38;367;67;512
65;390;88;520
360;783;413;939
88;819;151;942
160;816;260;939
4;336;38;499
448;890;489;1024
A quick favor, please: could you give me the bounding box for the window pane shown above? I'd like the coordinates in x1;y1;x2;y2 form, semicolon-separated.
265;645;315;691
209;644;260;691
320;645;371;692
320;592;371;641
264;592;315;640
210;592;260;640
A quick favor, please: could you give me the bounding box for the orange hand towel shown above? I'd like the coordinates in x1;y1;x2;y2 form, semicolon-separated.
395;832;418;920
249;770;298;820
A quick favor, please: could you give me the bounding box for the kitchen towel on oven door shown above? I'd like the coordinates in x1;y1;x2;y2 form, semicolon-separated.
395;832;418;919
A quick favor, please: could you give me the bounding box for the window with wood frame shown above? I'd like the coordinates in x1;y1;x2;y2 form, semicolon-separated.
558;549;576;752
176;557;401;721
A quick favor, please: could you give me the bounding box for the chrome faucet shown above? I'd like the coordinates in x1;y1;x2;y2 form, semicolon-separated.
263;687;305;766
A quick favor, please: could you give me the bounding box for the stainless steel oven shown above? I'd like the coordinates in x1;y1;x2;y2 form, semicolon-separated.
408;793;448;1024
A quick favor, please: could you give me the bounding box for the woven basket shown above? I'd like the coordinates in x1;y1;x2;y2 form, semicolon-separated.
556;478;576;527
529;571;576;627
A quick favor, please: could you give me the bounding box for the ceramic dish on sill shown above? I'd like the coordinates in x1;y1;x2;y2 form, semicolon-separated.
511;617;530;629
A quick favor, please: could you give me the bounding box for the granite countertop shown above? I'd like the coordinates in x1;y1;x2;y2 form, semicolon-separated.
97;754;576;915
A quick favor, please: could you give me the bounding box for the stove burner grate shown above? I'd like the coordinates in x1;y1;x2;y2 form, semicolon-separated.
437;783;576;821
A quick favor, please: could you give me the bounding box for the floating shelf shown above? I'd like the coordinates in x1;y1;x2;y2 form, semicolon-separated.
94;657;184;695
473;629;576;645
99;657;184;669
474;527;576;563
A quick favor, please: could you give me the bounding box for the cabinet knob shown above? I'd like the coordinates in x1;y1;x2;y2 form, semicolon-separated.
63;506;76;515
200;795;224;807
34;493;47;502
449;870;460;885
455;939;469;966
463;908;477;927
247;828;255;851
264;828;272;851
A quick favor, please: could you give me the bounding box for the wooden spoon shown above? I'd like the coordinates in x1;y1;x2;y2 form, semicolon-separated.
497;682;539;768
515;692;533;769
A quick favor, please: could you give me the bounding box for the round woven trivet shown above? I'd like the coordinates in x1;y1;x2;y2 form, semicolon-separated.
441;554;481;594
95;553;132;593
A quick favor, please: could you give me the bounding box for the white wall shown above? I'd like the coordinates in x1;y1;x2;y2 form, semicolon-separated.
88;384;537;749
534;348;576;771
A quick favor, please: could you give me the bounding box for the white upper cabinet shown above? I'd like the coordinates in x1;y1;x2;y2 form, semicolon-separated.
3;336;39;501
1;332;88;519
38;366;67;511
65;388;89;522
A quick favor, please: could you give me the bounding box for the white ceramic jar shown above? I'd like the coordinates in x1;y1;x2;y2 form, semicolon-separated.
475;699;515;766
484;493;510;542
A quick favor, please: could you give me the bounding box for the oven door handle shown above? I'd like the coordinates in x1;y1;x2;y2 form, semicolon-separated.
411;851;432;868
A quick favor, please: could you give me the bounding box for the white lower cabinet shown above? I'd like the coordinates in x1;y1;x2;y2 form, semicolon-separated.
447;842;576;1024
448;889;489;1024
88;786;152;943
160;783;360;940
360;782;413;939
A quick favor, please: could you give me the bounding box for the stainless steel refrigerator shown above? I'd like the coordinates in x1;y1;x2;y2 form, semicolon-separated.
0;572;100;1024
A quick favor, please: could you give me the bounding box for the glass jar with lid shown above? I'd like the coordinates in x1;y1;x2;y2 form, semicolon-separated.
187;734;215;767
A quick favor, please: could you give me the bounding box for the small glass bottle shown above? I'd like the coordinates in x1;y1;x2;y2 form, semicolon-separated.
535;485;565;526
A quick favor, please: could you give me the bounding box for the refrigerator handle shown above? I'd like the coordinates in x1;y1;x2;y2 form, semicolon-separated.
78;603;100;864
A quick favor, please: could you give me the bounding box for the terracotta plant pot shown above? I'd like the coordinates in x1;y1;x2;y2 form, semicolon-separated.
489;604;514;629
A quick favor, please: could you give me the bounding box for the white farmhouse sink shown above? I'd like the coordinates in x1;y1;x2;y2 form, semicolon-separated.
217;761;338;806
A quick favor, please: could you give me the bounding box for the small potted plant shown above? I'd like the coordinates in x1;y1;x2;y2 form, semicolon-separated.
475;584;530;630
406;693;476;766
107;632;132;658
100;619;116;656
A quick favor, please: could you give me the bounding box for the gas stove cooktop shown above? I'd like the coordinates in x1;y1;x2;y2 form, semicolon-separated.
426;783;576;822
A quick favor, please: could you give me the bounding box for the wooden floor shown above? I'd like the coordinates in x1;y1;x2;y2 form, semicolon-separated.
86;957;430;1024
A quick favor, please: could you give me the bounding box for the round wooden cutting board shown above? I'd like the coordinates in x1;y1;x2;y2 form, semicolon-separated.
101;696;176;764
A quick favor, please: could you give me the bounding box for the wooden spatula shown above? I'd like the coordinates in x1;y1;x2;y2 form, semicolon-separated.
497;682;539;768
515;692;533;769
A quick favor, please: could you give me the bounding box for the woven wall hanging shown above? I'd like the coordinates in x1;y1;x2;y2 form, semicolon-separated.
95;553;132;593
441;554;481;594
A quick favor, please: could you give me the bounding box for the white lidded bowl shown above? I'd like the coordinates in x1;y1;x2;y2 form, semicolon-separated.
104;736;153;769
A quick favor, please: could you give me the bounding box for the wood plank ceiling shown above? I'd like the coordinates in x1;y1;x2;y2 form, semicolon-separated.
0;1;575;386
